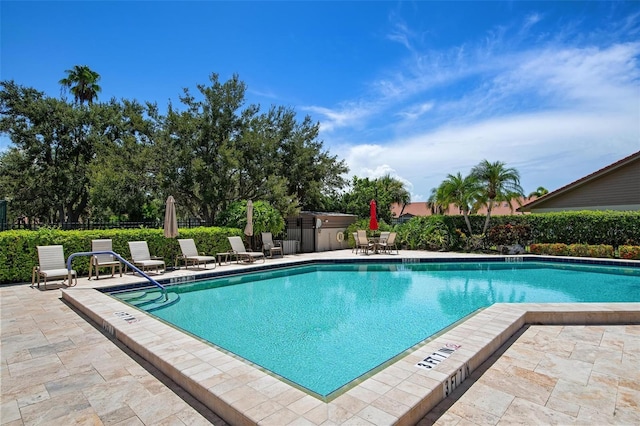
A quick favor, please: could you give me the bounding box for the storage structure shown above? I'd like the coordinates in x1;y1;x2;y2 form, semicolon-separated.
284;212;358;253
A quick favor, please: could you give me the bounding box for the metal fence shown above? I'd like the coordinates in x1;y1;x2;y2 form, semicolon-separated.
0;216;304;254
0;201;6;232
1;219;213;231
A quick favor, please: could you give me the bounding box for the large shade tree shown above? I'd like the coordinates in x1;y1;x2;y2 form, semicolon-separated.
153;73;250;223
153;73;348;223
59;65;102;105
340;174;410;223
1;72;349;226
87;99;159;221
278;114;348;212
1;81;97;223
1;81;158;224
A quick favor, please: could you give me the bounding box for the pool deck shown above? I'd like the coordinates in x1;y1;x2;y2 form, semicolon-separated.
1;249;639;425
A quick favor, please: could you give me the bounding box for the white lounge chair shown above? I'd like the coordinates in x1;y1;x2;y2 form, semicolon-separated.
178;238;216;269
261;232;283;258
32;245;77;289
128;241;165;274
89;239;122;280
228;236;265;263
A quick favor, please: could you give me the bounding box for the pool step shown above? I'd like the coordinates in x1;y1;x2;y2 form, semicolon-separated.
144;292;180;312
117;291;180;312
116;290;149;302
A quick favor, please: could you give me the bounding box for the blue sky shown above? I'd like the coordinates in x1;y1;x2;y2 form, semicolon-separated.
2;1;639;201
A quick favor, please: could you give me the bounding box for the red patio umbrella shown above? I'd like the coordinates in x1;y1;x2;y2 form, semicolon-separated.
369;199;378;231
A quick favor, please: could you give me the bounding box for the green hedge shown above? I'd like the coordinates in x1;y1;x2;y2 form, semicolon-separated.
529;243;615;258
401;211;640;250
0;227;243;284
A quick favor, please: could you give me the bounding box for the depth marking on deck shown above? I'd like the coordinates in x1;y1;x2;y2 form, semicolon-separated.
416;343;460;370
416;343;470;397
114;311;139;324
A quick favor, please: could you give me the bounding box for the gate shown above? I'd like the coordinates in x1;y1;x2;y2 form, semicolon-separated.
284;216;316;253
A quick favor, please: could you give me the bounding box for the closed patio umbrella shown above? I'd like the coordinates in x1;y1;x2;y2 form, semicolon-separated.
244;200;254;237
163;196;178;238
369;199;378;232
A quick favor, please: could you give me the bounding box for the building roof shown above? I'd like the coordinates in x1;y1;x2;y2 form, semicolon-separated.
299;211;358;217
518;150;640;212
391;196;535;219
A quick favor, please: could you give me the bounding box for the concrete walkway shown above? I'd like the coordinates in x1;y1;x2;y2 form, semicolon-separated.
420;324;640;425
0;279;227;425
2;250;639;425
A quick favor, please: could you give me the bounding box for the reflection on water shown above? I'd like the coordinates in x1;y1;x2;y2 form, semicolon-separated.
113;261;639;397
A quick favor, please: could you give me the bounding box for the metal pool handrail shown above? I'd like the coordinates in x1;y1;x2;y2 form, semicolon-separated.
67;251;168;300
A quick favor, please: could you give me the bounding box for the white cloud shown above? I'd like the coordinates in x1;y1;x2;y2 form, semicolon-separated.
302;99;385;132
520;12;543;36
344;108;638;201
386;11;417;53
328;10;640;200
396;102;434;120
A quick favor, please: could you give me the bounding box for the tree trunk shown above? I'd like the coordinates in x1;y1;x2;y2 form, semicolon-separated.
463;211;473;235
482;203;493;234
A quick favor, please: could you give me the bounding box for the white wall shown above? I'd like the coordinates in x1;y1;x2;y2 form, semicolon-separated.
315;228;348;252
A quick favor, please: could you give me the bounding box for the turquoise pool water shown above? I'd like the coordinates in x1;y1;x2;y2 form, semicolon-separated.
113;261;640;397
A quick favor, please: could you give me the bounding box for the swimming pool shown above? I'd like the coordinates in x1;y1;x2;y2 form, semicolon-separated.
111;261;640;398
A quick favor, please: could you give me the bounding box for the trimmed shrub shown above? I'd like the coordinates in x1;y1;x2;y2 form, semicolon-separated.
529;243;614;258
0;227;242;284
568;244;614;258
619;245;640;260
530;243;569;256
486;223;532;246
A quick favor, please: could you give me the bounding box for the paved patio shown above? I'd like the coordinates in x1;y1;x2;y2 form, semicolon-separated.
1;250;639;425
420;324;640;425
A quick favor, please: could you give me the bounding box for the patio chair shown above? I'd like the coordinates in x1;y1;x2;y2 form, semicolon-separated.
228;236;265;263
128;241;165;274
380;232;399;254
89;239;122;280
32;245;77;289
261;232;283;258
356;230;374;255
178;238;216;269
379;231;391;243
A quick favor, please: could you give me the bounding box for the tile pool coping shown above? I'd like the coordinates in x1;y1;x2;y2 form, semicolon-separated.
61;256;640;425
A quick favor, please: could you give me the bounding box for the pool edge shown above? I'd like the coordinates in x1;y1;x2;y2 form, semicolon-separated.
61;285;640;425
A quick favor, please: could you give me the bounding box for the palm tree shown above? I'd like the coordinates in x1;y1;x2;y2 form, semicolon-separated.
375;174;411;223
528;186;549;198
378;174;410;204
59;65;102;105
434;172;481;235
471;160;524;234
427;187;445;215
